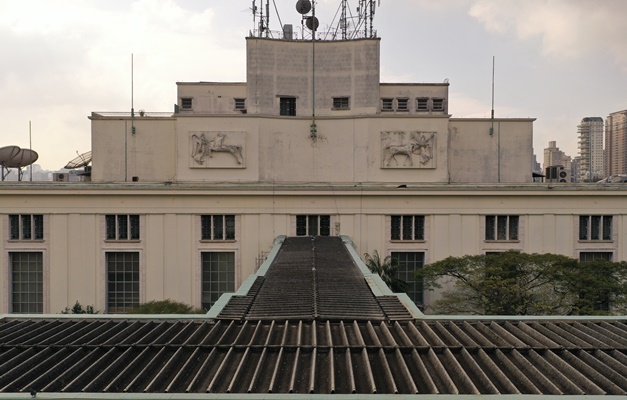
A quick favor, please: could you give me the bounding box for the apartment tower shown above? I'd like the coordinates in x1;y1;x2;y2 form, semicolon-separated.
577;117;604;181
605;110;627;177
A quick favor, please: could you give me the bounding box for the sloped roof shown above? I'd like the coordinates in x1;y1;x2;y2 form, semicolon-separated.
1;236;627;397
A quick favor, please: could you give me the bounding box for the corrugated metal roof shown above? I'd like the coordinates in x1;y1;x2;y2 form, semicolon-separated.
1;236;626;397
1;318;627;395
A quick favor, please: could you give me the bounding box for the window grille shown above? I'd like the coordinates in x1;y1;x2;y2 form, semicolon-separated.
201;252;235;309
396;98;409;111
381;98;394;111
10;252;43;314
296;215;331;236
485;215;519;241
105;215;140;240
181;98;193;110
332;97;350;110
234;98;246;110
391;215;425;240
280;97;296;116
392;252;424;307
9;215;43;240
201;215;235;240
416;97;429;111
432;98;444;111
106;252;140;313
579;215;612;241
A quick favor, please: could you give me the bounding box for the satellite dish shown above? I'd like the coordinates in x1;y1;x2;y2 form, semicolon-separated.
295;0;311;14
306;16;319;31
0;146;21;167
5;148;38;168
64;151;92;169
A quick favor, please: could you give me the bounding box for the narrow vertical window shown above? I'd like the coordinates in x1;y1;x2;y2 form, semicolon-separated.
201;252;235;310
392;252;425;307
9;215;20;240
10;252;43;314
22;215;31;239
106;252;140;313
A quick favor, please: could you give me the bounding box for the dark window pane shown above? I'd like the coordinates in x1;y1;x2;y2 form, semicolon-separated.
308;215;318;236
213;215;224;240
9;215;19;240
414;216;425;240
496;215;507;240
296;216;307;236
33;215;44;239
319;215;330;236
225;215;235;240
106;252;140;313
402;216;413;240
579;216;588;240
391;216;401;240
485;216;495;240
591;216;601;240
280;97;296;116
106;215;116;240
117;215;128;240
508;216;519;240
201;215;211;240
129;215;140;240
22;215;31;240
603;216;612;240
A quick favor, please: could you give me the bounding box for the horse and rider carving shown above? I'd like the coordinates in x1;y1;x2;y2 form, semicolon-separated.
191;132;244;166
382;131;436;167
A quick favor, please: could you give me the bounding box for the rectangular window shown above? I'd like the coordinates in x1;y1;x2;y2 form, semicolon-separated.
10;252;43;314
234;98;246;111
391;215;425;241
201;252;235;310
296;215;331;236
105;215;140;241
432;98;444;111
579;215;612;241
332;97;350;110
381;98;394;111
9;215;44;240
392;252;424;307
416;97;429;111
201;215;235;240
181;97;193;110
106;252;140;313
579;252;612;262
396;98;409;111
485;215;519;241
280;97;296;116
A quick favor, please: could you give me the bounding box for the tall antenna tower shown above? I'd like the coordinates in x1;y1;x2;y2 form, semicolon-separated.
252;0;271;37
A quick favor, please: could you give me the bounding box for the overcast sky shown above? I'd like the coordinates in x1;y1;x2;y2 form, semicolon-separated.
1;0;626;170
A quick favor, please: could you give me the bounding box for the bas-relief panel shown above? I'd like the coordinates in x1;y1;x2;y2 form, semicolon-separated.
381;131;437;169
190;131;245;168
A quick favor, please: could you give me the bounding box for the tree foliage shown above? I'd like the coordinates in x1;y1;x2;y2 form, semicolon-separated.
418;251;627;315
127;299;206;314
62;301;98;314
363;250;408;293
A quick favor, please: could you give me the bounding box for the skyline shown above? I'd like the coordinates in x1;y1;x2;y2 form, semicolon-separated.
1;0;626;171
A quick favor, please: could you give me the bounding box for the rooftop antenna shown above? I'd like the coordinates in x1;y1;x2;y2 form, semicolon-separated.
29;121;32;181
131;54;135;135
340;0;347;39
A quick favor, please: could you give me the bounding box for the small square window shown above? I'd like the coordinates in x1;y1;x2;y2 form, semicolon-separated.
397;98;409;111
280;97;296;116
579;215;612;241
416;98;429;111
485;215;519;241
381;98;394;112
234;98;246;111
432;98;444;111
9;215;44;241
296;215;331;236
201;215;235;240
332;97;350;110
181;98;193;110
106;215;140;241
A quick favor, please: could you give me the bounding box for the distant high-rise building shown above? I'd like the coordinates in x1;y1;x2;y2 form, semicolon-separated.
543;141;573;182
605;110;627;177
577;117;604;181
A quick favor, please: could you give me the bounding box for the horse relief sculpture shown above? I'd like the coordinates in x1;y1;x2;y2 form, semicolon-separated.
381;131;436;168
191;132;244;167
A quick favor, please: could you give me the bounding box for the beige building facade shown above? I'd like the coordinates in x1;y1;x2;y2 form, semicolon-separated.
6;35;622;316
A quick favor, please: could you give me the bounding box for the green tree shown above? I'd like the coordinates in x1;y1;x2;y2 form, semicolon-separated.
127;299;205;314
363;250;408;293
557;260;627;315
418;251;579;315
62;301;98;314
